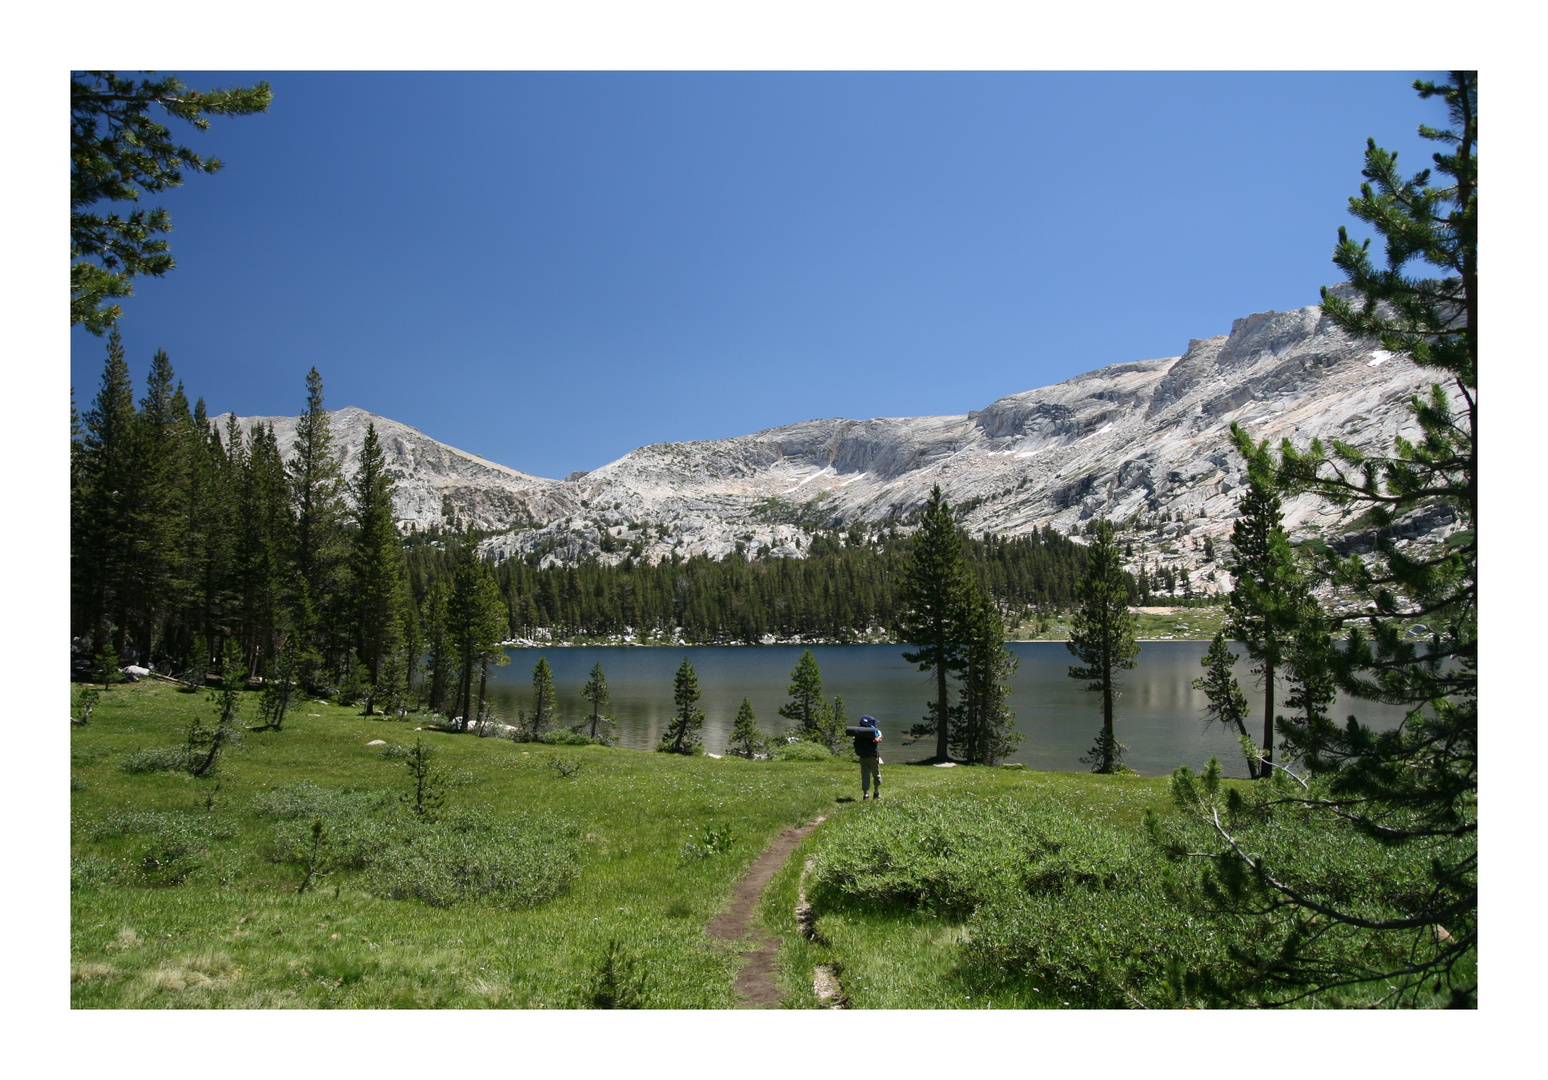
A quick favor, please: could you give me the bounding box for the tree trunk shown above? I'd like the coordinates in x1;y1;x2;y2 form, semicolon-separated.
476;657;489;728
1260;663;1275;778
1101;663;1115;774
935;659;949;762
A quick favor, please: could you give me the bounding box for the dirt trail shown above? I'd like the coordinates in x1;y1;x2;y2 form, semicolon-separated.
707;815;825;1008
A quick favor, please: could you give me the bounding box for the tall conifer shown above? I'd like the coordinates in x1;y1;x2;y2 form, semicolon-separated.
1224;469;1303;776
899;485;970;762
348;423;407;711
1067;519;1138;774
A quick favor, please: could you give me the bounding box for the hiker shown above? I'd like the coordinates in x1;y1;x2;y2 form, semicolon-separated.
852;714;882;801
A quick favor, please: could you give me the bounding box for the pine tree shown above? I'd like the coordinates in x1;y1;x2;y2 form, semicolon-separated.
71;71;272;333
1192;630;1253;776
287;368;348;682
446;539;508;730
729;697;764;759
1161;73;1478;1006
955;585;1022;766
777;649;829;742
658;656;704;755
530;656;558;741
1067;520;1139;774
1224;468;1303;776
419;574;454;713
348;423;408;713
75;330;138;660
899;485;970;762
581;661;615;742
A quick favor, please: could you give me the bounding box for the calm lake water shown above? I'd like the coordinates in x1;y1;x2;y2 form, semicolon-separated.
481;642;1411;779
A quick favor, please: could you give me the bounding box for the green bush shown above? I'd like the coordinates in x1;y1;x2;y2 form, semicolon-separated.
270;812;401;873
91;810;234;842
379;742;413;760
70;856;121;890
119;746;192;773
806;793;1048;916
117;817;214;885
806;793;1243;1006
774;740;833;762
253;780;392;820
543;730;594;746
681;822;734;860
361;811;579;908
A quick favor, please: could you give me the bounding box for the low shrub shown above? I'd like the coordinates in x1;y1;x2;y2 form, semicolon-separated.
361;811;579;908
806;793;1048;916
774;740;833;762
582;938;647;1008
133;821;211;885
253;780;391;820
91;810;235;843
270;812;400;872
543;731;594;747
70;856;121;890
681;822;733;860
119;746;192;774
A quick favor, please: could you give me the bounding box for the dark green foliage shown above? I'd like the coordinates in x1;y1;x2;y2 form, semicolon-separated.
360;811;579;909
1193;631;1252;773
680;822;734;860
349;423;409;713
402;738;446;820
657;657;704;755
773;739;833;762
584;939;647;1008
186;656;245;777
120;745;193;773
823;694;848;755
1149;760;1471;1007
73;687;100;726
777;648;828;740
402;521;1095;648
288;369;348;685
899;486;970;761
1169;73;1478;1006
1067;520;1138;774
1223;468;1305;776
807;793;1050;917
254;635;298;731
729;697;764;759
445;539;509;730
954;585;1022;766
265;792;579;909
530;657;558;740
579;661;615;742
71;71;272;333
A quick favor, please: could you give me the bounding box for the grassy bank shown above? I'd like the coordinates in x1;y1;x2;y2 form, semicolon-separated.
69;678;1182;1009
71;676;1445;1009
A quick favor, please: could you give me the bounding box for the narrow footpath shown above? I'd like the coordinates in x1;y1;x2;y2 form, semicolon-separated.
706;815;826;1008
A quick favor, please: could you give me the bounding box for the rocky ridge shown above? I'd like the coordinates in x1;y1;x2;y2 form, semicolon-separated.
227;290;1461;597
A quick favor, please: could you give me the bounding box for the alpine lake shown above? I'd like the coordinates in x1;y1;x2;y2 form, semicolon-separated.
480;640;1412;779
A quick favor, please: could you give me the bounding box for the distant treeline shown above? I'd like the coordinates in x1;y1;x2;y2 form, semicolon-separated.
405;527;1116;644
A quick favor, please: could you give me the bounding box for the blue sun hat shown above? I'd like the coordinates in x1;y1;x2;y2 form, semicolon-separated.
860;715;878;727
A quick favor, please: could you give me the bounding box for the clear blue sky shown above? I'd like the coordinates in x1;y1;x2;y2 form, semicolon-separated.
70;71;1443;479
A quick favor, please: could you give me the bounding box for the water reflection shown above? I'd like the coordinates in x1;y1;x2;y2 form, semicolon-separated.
480;642;1410;779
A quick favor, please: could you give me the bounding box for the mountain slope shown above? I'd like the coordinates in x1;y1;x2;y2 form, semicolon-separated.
228;291;1458;594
